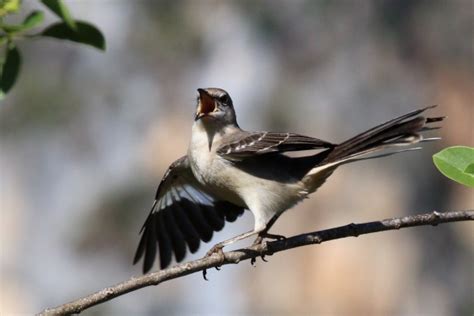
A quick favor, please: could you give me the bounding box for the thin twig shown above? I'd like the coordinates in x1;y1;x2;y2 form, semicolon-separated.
38;210;474;316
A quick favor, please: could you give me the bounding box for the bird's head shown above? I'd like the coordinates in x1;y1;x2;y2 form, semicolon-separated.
195;88;238;127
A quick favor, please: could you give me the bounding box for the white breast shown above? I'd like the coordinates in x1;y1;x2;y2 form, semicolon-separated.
188;123;244;205
188;122;308;230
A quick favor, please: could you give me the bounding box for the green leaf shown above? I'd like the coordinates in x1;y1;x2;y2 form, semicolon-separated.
1;10;45;33
0;44;21;94
1;23;23;33
0;0;21;17
22;10;45;30
41;0;77;30
465;163;474;175
433;146;474;188
42;21;106;51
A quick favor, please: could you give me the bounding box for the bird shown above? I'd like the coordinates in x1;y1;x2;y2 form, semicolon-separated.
133;87;444;273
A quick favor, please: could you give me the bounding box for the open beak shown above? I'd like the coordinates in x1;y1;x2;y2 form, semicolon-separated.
195;88;216;120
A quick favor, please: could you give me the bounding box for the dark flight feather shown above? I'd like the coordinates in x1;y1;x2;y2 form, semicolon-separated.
134;156;245;273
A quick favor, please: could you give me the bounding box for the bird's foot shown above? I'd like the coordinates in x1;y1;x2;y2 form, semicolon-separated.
202;244;225;281
205;243;225;259
250;233;286;266
250;254;268;266
252;232;286;246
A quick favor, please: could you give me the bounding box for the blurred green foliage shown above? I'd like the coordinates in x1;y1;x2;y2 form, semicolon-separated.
0;44;20;96
0;0;105;98
0;0;20;17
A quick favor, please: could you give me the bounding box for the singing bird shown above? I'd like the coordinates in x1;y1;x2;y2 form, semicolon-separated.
134;88;443;273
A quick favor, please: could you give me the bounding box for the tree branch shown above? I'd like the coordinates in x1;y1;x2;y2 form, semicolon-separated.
39;210;473;316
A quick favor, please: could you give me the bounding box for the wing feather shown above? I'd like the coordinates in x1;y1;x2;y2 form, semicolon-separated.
200;204;226;231
134;155;245;273
156;213;173;269
171;202;200;253
179;198;214;242
162;208;187;263
217;132;334;160
215;201;245;222
143;214;157;273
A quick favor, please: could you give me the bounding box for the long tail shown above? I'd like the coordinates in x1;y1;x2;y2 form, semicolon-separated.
325;105;444;164
304;105;444;191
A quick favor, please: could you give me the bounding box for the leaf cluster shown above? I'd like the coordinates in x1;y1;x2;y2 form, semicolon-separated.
0;0;106;98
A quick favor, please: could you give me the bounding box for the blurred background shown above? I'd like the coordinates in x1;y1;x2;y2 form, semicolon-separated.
1;0;473;315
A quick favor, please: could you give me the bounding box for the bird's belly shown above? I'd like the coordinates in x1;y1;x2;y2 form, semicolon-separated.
221;165;308;230
188;133;307;218
199;158;306;212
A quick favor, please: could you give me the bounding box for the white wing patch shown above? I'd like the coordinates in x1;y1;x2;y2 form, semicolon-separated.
217;131;333;160
256;132;290;153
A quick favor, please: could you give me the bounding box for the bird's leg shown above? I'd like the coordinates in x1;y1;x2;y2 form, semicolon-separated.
251;213;286;265
251;232;286;266
202;229;262;280
252;212;286;245
205;229;262;257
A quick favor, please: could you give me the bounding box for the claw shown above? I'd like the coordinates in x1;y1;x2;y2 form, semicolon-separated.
202;269;208;281
250;254;269;267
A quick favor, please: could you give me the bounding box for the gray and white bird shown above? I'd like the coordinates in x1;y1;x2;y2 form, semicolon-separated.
134;87;443;273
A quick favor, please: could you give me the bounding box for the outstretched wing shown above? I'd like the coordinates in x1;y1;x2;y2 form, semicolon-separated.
217;131;334;160
134;156;245;273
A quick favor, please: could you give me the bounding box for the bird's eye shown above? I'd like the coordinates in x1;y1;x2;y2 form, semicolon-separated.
218;94;230;104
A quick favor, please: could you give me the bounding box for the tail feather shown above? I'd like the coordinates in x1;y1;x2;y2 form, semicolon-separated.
421;126;442;132
335;105;434;149
302;106;443;195
324;105;443;163
426;116;445;123
339;147;423;165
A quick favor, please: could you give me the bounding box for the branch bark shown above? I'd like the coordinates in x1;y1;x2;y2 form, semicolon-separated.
39;210;473;316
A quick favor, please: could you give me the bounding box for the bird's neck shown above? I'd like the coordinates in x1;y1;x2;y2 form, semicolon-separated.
191;121;240;152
